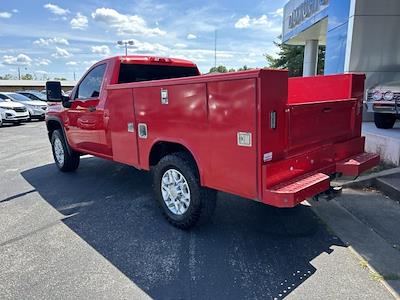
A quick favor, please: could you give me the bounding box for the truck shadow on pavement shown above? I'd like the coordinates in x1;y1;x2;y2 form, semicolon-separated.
22;156;345;300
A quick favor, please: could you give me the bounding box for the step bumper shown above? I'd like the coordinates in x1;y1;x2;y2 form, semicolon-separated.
336;152;380;176
264;172;330;208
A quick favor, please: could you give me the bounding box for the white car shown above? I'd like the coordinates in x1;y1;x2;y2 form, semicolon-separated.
0;92;48;121
0;95;29;126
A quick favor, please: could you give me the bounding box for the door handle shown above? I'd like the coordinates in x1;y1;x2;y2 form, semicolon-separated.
88;106;96;112
322;107;332;113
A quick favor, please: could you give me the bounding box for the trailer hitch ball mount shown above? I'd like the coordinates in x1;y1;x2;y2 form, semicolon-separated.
312;186;343;202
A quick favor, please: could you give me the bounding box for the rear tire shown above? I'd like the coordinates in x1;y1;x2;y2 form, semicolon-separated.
374;113;396;129
51;130;80;172
152;152;217;229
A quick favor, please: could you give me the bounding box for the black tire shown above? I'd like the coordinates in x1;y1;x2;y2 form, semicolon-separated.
152;152;217;229
51;129;80;172
374;113;396;129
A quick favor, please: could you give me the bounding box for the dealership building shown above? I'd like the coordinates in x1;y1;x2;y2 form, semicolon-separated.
282;0;400;89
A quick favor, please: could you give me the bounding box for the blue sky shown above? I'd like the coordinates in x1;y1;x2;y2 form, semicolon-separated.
0;0;286;80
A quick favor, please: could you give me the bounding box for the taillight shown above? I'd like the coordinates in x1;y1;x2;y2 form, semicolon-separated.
150;57;171;63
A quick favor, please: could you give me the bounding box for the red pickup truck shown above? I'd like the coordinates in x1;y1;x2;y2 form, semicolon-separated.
46;55;379;229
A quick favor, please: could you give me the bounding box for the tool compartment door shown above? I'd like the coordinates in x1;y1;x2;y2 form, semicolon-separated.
205;78;258;200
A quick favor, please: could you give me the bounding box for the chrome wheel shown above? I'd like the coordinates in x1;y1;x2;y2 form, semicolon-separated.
53;137;65;166
161;169;191;215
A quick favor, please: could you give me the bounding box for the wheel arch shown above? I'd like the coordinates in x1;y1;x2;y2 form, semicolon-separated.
46;117;73;155
148;141;204;183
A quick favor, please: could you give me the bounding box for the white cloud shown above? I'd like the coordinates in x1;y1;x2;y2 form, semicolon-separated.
274;8;284;17
2;54;32;65
187;34;197;40
91;45;110;56
217;53;234;59
235;16;250;29
91;7;166;36
33;37;69;47
71;13;88;29
52;47;72;58
128;39;169;54
44;3;70;16
235;15;275;30
174;43;187;49
12;9;19;14
36;58;52;66
0;12;12;18
66;61;77;66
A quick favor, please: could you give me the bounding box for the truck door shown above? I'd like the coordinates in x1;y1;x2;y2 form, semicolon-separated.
67;63;111;157
106;88;139;167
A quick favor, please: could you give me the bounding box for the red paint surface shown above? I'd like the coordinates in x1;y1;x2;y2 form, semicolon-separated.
47;56;379;208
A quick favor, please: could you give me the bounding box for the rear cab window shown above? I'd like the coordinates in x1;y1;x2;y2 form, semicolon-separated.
118;63;199;84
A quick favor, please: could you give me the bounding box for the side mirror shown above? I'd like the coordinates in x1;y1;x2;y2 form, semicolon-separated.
46;81;63;102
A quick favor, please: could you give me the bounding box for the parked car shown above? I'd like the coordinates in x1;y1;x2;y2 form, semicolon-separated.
0;92;47;121
0;94;29;126
365;81;400;129
17;90;47;101
41;89;69;97
45;55;379;229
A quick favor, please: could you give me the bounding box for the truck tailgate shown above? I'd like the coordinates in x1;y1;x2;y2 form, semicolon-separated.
287;99;356;152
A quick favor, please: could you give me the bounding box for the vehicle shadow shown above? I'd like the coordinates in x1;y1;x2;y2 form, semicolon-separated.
22;156;344;300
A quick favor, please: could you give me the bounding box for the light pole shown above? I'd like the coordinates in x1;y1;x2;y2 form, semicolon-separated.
117;40;135;56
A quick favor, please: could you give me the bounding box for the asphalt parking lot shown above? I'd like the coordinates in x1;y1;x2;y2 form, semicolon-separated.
0;122;394;299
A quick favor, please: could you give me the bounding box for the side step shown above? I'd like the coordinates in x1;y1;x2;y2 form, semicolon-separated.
264;172;330;208
336;152;380;176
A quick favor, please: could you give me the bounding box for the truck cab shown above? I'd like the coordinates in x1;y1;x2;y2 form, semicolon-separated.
47;56;200;158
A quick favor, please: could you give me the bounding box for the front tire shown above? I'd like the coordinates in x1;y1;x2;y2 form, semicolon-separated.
152;152;217;229
51;130;80;172
374;113;396;129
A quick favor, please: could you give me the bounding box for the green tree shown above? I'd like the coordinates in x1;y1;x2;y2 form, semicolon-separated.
54;77;67;81
265;41;325;77
237;65;252;71
21;73;34;80
0;74;15;80
209;65;228;73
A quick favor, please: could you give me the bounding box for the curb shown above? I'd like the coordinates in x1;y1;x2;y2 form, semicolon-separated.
348;246;400;300
336;167;400;202
311;198;400;299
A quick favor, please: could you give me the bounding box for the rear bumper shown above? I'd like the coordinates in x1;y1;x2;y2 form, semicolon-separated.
336;152;380;176
262;137;380;208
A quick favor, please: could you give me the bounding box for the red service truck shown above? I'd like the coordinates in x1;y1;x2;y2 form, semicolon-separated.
45;55;379;229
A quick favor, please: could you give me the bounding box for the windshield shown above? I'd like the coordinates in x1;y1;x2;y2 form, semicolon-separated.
6;93;32;102
27;91;46;100
0;95;12;102
118;63;199;84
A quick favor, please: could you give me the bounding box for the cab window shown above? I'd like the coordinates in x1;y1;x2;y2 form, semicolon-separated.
76;64;106;99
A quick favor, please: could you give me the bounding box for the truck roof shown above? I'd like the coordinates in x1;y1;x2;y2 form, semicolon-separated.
98;55;197;68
